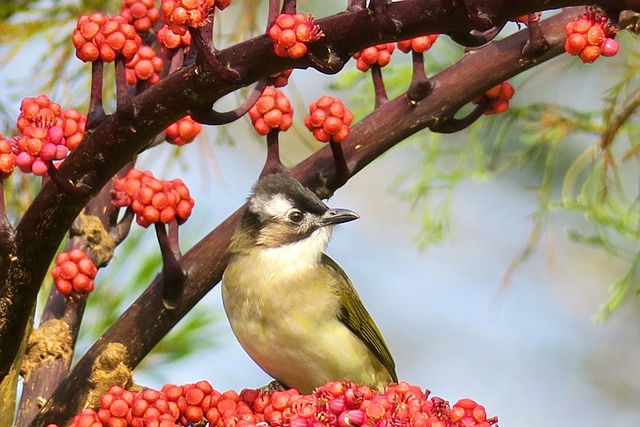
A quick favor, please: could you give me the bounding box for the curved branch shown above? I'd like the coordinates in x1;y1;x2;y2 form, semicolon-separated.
430;98;489;134
191;79;269;125
31;7;579;425
448;25;504;47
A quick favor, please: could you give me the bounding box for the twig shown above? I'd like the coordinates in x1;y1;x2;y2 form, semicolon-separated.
329;141;349;187
260;130;287;177
111;208;135;245
406;51;433;105
115;58;130;110
282;0;296;14
87;61;106;129
155;221;187;309
449;26;504;47
371;64;388;108
267;0;280;28
522;13;549;57
191;26;241;83
430;98;489;134
192;79;269;125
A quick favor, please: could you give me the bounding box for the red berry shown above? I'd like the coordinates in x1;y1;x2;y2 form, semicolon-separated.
601;37;619;56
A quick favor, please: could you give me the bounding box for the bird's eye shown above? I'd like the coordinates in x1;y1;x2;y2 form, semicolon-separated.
288;210;304;223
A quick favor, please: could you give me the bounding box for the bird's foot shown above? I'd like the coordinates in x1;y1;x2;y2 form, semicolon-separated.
260;380;290;393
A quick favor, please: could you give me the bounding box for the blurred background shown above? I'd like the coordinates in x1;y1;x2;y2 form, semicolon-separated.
1;2;640;427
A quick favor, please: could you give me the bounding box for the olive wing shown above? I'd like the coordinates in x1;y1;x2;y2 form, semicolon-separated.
322;254;398;382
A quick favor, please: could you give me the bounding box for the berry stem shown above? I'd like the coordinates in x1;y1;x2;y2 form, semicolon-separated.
191;26;241;83
155;221;187;310
267;0;280;28
260;130;287;177
449;25;503;47
522;13;549;57
115;58;131;110
329;140;350;186
430;97;489;134
168;48;185;75
199;14;216;53
192;79;269;125
406;51;433;105
87;61;106;129
0;182;15;257
370;64;388;108
111;208;135;245
47;163;92;198
282;0;297;14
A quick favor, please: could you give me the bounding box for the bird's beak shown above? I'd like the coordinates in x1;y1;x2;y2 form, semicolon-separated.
320;208;360;226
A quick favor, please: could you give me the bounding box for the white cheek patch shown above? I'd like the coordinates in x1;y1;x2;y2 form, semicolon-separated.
250;194;294;221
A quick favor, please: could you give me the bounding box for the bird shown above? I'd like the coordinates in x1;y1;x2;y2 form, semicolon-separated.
221;172;397;394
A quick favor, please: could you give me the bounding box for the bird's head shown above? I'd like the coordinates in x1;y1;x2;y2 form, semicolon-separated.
231;173;359;252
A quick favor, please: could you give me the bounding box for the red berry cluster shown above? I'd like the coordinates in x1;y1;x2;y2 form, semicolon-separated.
111;168;195;227
564;10;619;63
12;96;84;175
51;248;98;296
72;13;142;62
126;45;164;85
473;82;515;115
304;96;353;143
157;24;192;49
62;109;88;150
53;381;498;427
165;115;203;146
268;14;324;59
353;43;395;72
248;87;293;135
397;35;439;53
0;137;15;180
120;0;160;32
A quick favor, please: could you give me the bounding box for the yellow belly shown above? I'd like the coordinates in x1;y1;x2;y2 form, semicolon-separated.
221;249;390;393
